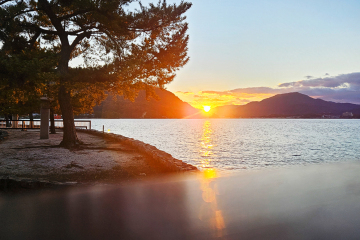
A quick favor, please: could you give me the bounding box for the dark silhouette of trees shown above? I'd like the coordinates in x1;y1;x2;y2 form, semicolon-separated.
1;0;191;148
0;0;57;119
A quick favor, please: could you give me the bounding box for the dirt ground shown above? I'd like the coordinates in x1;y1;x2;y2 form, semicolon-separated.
0;129;176;185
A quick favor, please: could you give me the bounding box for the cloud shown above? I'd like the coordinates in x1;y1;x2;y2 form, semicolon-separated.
200;90;229;95
277;72;360;104
236;98;251;103
279;72;360;89
175;72;360;108
209;98;226;102
229;87;284;94
176;91;194;95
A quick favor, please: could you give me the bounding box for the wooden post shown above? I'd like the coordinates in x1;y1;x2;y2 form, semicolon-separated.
40;96;50;139
5;115;10;128
29;113;34;128
50;108;56;134
12;114;18;128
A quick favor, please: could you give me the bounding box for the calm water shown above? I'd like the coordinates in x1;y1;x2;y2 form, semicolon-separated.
87;119;360;172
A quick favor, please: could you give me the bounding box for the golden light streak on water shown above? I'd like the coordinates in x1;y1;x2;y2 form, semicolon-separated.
198;121;226;237
198;169;227;238
200;120;215;168
204;168;217;179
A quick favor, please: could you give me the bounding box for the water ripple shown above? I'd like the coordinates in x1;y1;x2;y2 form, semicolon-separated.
89;119;360;172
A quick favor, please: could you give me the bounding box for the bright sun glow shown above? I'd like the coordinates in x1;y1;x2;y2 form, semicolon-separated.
203;106;211;112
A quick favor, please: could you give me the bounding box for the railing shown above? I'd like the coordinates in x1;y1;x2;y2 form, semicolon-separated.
0;120;91;130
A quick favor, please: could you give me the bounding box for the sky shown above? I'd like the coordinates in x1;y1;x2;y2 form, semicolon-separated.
143;0;360;109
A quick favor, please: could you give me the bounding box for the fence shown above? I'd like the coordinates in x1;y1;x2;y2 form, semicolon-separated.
0;120;91;130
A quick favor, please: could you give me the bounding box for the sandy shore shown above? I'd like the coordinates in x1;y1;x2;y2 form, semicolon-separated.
0;129;193;190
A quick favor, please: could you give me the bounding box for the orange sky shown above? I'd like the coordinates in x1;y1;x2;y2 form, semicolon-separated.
175;91;275;109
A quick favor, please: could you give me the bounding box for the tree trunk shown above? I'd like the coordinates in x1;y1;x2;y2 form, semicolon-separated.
58;85;79;148
5;115;10;127
50;108;56;134
57;43;79;148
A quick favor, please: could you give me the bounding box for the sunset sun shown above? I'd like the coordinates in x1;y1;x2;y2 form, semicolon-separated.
203;106;211;112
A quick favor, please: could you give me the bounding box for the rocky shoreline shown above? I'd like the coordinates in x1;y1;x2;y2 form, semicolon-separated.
77;129;198;172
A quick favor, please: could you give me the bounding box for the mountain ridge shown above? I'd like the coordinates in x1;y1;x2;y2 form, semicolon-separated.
90;91;360;119
212;92;360;118
93;88;200;119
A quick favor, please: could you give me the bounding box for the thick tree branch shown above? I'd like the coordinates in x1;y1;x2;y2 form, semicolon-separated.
20;23;58;35
38;0;68;47
70;31;91;51
0;0;12;5
66;27;97;35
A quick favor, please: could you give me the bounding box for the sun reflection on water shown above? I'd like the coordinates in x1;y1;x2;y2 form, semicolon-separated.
200;120;215;168
198;122;226;237
198;168;227;238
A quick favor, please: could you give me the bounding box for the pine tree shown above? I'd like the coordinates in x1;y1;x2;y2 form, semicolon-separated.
1;0;191;147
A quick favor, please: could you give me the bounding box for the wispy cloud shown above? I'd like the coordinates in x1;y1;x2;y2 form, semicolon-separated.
175;72;360;108
278;72;360;104
176;91;195;95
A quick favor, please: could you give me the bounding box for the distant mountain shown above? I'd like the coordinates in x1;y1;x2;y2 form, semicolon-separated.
93;88;200;119
212;92;360;118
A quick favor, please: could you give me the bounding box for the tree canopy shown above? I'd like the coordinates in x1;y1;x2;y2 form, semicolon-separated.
0;0;192;147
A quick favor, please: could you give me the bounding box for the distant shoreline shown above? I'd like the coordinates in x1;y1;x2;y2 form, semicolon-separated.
4;117;359;121
73;117;360;119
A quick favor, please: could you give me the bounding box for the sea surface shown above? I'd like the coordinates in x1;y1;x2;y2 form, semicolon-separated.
87;119;360;172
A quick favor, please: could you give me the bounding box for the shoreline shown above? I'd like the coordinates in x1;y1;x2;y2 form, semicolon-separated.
0;129;198;193
76;128;198;172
